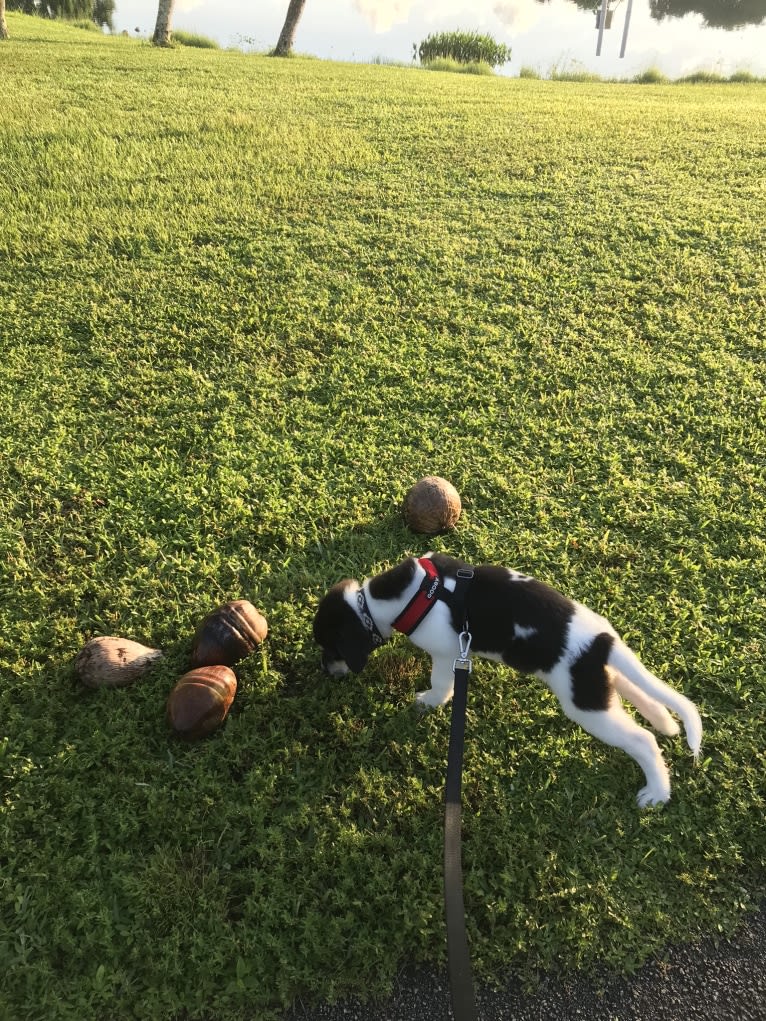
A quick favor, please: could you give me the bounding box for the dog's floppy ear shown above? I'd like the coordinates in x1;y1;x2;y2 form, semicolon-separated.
335;602;374;673
314;581;375;674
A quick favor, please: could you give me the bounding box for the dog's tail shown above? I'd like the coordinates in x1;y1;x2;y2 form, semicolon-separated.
607;642;702;757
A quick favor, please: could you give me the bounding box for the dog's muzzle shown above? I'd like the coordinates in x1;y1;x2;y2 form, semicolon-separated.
321;651;350;677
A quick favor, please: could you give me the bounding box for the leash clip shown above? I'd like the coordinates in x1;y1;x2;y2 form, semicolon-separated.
453;630;473;673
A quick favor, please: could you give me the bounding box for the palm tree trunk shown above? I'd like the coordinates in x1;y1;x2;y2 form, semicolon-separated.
273;0;306;56
0;0;9;41
152;0;176;47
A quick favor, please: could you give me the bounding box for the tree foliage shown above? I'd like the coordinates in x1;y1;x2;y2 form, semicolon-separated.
416;30;512;68
537;0;766;29
650;0;766;28
6;0;114;29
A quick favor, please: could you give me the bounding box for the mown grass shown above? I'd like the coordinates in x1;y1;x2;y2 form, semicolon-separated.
1;12;765;1021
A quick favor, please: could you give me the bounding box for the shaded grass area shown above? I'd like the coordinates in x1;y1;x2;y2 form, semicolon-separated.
1;13;765;1021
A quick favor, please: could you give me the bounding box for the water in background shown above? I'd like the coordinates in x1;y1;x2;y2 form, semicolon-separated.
116;0;766;79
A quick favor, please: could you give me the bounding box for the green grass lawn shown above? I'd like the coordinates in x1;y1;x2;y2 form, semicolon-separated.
1;13;765;1020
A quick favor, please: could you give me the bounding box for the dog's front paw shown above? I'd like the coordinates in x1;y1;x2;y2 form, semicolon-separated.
637;784;670;808
416;688;450;708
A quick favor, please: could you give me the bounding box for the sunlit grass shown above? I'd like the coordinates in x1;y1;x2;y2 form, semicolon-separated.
1;12;765;1021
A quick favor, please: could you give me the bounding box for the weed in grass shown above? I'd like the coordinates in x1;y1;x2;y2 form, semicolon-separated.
1;11;766;1021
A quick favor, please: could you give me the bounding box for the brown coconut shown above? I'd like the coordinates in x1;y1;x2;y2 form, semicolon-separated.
402;476;462;534
166;665;237;741
190;599;268;668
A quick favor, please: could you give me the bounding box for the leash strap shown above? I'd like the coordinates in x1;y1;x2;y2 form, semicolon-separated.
445;660;478;1020
444;568;478;1021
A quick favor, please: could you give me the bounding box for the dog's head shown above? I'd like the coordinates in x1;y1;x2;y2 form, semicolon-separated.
313;580;377;676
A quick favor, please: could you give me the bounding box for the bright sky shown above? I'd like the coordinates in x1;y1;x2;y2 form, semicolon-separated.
113;0;766;78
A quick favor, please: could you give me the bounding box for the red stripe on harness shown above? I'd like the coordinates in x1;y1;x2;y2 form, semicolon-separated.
392;557;442;636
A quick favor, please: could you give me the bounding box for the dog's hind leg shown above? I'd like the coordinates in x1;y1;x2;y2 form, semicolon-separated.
608;642;702;757
565;698;672;807
546;663;671;806
607;666;680;737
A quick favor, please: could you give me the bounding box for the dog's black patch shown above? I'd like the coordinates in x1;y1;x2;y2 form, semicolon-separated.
570;632;615;711
368;558;417;601
429;553;574;673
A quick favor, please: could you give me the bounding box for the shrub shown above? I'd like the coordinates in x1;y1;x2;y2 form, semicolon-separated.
728;70;760;82
679;70;726;83
548;58;603;83
172;29;219;49
421;57;495;76
416;30;511;69
370;55;410;68
518;66;541;79
634;66;670;84
7;0;114;30
550;69;604;83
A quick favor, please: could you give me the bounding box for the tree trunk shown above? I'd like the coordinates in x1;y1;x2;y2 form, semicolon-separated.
152;0;176;46
273;0;306;56
0;0;9;42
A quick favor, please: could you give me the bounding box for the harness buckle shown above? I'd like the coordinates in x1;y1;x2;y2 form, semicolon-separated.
453;629;473;673
458;630;472;659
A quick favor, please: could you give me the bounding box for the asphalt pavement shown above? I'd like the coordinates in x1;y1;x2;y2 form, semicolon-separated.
282;903;766;1021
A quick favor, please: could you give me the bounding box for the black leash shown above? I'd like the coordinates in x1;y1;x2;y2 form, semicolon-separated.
444;569;478;1021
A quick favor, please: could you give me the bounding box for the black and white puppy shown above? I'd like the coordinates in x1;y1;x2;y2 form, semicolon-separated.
313;552;702;807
